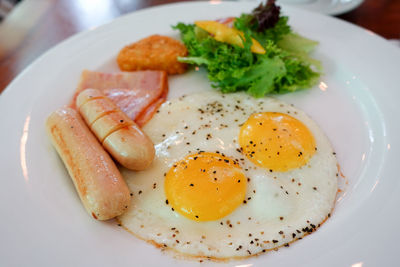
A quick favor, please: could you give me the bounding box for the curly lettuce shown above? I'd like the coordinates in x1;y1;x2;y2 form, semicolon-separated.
173;0;321;97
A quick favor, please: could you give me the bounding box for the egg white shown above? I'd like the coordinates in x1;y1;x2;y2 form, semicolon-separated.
118;91;338;259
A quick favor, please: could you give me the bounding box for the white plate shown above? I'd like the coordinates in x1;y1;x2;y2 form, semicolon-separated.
277;0;364;15
0;2;399;266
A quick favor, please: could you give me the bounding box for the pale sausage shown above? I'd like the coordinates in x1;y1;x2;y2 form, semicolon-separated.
46;107;131;220
76;88;155;170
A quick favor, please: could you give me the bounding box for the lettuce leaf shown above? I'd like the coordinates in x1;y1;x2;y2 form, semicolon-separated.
173;4;321;97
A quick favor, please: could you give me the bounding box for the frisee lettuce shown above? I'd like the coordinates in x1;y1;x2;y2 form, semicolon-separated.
173;3;321;97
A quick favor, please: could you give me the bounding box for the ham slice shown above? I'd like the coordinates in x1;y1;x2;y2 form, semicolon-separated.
74;70;168;126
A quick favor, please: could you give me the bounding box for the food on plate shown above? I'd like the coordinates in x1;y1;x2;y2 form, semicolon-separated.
239;112;316;171
75;70;168;126
174;0;321;97
77;89;155;170
165;152;247;222
117;91;338;259
44;0;338;259
117;35;188;74
46;107;131;220
194;21;265;54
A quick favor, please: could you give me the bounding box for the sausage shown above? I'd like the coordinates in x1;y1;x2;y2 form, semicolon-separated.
76;88;155;170
46;107;131;220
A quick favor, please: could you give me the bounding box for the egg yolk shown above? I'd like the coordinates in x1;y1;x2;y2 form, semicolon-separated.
239;112;316;172
164;152;247;222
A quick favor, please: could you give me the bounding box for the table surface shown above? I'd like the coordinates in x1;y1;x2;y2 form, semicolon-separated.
0;0;399;94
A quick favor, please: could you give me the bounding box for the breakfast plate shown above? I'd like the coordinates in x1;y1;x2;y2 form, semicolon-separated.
0;2;399;266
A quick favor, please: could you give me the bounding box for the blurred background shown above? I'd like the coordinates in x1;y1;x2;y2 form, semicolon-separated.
0;0;20;20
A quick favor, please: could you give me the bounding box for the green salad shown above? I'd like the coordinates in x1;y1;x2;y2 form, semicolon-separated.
173;0;321;97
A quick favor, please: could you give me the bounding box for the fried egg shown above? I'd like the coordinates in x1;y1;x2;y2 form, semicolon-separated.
118;91;338;259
